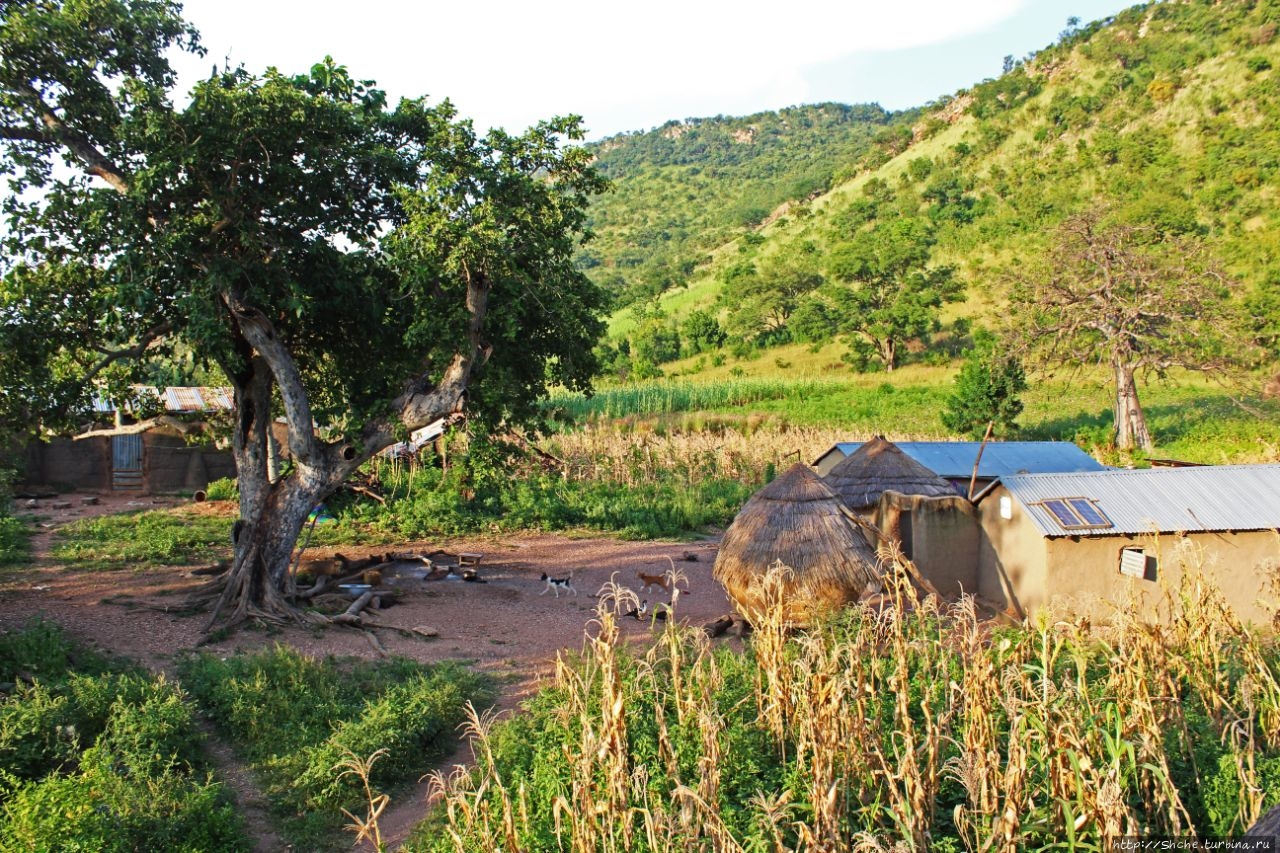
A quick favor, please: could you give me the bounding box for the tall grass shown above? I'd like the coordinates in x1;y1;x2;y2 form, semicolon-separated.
413;556;1280;851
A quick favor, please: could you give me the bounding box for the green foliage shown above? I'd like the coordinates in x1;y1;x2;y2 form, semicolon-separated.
178;646;489;850
202;477;238;501
601;0;1280;389
941;331;1028;438
584;104;900;307
0;517;27;569
679;309;727;355
827;217;962;370
719;245;825;341
0;622;244;851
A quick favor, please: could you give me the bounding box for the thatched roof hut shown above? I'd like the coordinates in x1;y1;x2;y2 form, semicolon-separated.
713;463;880;625
824;436;957;512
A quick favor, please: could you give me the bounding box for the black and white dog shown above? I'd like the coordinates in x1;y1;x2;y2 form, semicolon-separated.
539;571;577;598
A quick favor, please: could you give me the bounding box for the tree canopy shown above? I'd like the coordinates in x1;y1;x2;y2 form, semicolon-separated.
826;217;961;371
0;0;606;627
1008;211;1250;451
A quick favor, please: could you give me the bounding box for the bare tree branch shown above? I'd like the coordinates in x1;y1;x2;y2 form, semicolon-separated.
80;320;175;383
73;414;207;440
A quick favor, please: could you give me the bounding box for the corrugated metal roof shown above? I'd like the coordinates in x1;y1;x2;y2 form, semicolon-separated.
93;386;234;414
822;441;1107;479
998;465;1280;537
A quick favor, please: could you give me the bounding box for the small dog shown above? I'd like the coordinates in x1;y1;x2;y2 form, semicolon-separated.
625;600;650;620
636;570;671;595
539;571;576;598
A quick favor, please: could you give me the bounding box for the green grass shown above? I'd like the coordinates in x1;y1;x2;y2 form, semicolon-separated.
50;508;236;570
0;514;29;567
178;646;491;852
49;505;394;571
552;367;1280;464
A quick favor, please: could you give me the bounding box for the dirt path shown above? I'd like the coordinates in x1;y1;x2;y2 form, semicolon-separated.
0;492;733;850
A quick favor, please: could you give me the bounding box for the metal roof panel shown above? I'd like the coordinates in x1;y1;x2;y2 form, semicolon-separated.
821;441;1106;479
1000;466;1280;537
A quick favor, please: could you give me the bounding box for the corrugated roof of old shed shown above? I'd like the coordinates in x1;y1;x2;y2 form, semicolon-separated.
93;386;234;413
998;465;1280;537
820;441;1107;479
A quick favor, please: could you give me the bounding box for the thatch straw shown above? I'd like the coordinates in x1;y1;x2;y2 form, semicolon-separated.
713;463;880;625
824;435;957;511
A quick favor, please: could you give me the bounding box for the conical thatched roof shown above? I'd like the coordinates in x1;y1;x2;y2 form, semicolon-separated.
825;436;957;510
713;463;880;625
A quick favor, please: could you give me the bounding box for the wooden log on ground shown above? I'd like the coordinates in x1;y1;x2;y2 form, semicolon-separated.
332;590;375;625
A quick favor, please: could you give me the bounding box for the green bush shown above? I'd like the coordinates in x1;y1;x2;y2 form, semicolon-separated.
203;477;239;501
179;647;490;850
0;623;244;851
0;516;27;568
0;762;244;852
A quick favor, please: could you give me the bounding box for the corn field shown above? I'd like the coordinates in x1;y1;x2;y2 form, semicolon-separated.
415;558;1280;852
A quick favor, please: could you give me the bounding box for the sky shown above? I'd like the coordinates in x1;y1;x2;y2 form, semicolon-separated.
170;1;1135;141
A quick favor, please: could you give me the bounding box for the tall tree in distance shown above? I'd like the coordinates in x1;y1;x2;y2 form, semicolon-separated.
827;216;961;371
1010;211;1248;451
0;1;606;629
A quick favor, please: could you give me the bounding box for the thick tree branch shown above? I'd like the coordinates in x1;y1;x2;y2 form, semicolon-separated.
81;320;174;383
0;125;48;143
73;415;207;440
222;292;321;466
15;82;131;193
360;268;492;456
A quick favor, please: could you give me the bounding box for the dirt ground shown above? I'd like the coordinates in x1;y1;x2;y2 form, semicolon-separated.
0;491;737;851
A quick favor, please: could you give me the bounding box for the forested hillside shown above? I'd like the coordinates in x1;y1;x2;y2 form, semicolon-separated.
579;103;912;308
597;0;1280;383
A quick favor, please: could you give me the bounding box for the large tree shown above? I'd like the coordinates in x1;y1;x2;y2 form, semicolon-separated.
827;216;961;371
1010;212;1246;451
0;1;606;628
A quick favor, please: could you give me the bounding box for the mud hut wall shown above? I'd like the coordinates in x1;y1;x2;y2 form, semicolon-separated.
976;484;1280;625
876;491;980;597
21;438;111;491
975;485;1050;614
1039;531;1280;627
142;433;235;492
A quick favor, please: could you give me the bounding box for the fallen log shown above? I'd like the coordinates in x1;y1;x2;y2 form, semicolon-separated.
332;590;375;625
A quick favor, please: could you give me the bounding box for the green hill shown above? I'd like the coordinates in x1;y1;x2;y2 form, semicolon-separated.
594;0;1280;378
579;103;913;310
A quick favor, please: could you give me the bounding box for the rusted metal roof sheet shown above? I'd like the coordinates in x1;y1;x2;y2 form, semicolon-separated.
93;386;234;414
817;441;1106;479
998;465;1280;537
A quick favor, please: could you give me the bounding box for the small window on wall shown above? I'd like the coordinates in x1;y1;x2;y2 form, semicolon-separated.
1119;547;1157;582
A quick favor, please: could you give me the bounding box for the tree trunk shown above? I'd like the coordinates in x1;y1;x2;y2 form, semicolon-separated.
1113;363;1153;451
883;338;897;372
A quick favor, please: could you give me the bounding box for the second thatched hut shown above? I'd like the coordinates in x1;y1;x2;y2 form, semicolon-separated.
824;435;957;513
713;463;880;626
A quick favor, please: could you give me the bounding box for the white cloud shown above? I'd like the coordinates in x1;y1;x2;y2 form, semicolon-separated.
172;0;1026;136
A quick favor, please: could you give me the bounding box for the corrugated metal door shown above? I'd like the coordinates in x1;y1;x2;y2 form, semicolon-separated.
111;434;144;490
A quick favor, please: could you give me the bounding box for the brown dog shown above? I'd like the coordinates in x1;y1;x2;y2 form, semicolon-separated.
637;570;671;595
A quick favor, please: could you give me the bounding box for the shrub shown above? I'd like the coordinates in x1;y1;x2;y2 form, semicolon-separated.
0;623;244;851
179;647;490;850
203;477;238;501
